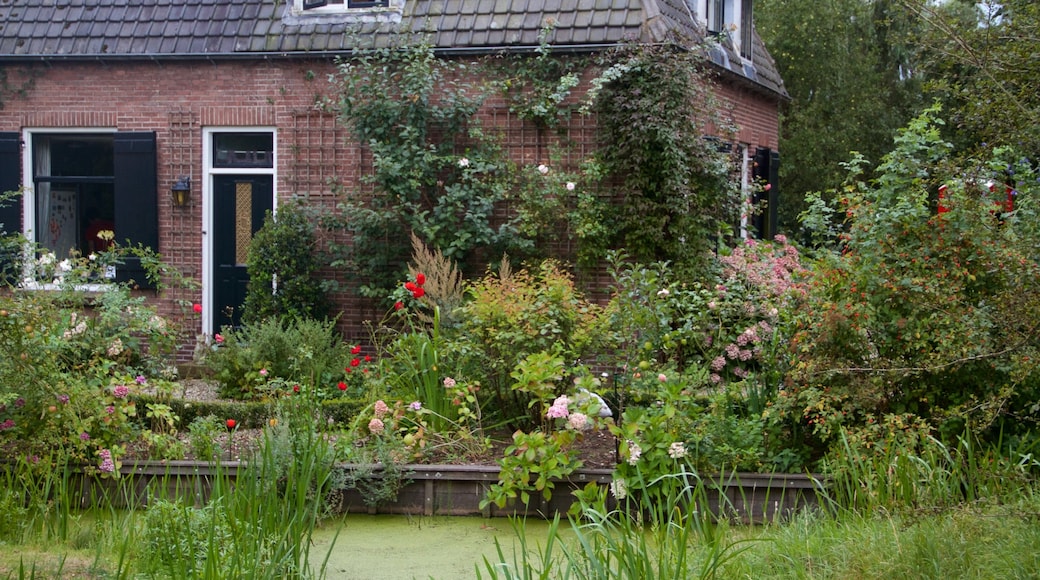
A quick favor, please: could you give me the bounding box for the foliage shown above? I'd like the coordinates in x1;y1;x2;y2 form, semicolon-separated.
204;316;362;400
592;42;739;274
482;350;612;509
323;41;526;299
141;398;336;578
782;106;1040;463
481;471;753;580
492;24;585;130
444;259;617;427
482;429;583;509
756;0;925;233
0;245;194;475
243;200;331;324
904;0;1040;156
187;415;224;462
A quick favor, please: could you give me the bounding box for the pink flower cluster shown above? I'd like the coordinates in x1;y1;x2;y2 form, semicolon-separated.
374;399;390;419
546;395;570;419
113;385;130;398
98;449;115;473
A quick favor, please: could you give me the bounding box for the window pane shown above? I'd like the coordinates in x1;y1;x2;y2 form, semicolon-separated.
33;134;116;259
214;133;274;168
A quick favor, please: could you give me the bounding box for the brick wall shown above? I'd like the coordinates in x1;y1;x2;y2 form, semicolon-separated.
0;56;781;357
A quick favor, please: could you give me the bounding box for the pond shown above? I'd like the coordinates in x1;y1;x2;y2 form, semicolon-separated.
309;514;560;580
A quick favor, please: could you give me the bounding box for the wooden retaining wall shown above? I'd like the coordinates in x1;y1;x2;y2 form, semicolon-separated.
52;461;825;524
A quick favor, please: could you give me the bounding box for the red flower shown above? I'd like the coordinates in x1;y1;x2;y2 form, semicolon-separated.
404;281;418;292
226;419;237;430
192;303;202;314
415;273;426;286
338;381;347;391
350;358;361;367
345;368;353;374
351;345;362;355
412;287;425;299
292;384;300;393
214;333;224;344
394;301;404;311
364;355;372;362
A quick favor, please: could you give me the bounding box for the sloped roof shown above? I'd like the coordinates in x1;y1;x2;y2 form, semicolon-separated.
0;0;786;98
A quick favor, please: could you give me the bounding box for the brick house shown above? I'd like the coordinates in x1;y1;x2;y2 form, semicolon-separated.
0;0;787;351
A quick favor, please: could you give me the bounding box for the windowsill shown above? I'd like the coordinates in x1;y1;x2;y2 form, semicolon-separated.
18;280;112;294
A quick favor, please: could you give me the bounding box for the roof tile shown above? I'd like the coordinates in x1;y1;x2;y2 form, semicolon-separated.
0;0;785;97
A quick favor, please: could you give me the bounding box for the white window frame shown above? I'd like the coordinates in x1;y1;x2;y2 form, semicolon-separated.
294;0;392;15
738;144;751;240
201;127;277;336
19;128;117;291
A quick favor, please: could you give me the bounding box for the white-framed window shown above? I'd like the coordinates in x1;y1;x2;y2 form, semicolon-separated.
25;131;116;261
298;0;389;12
16;129;159;290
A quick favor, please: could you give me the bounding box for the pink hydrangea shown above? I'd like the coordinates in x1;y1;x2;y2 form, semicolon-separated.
711;356;727;371
567;412;589;431
546;395;570;419
113;385;129;398
98;449;115;473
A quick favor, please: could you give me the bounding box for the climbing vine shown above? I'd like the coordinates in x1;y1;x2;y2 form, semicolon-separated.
321;37;740;299
592;42;740;277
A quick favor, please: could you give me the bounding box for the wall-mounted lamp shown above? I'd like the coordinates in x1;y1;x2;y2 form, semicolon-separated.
171;176;191;207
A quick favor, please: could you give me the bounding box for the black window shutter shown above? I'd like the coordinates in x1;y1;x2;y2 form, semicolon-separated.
757;149;782;241
0;132;23;285
113;132;158;289
767;150;780;239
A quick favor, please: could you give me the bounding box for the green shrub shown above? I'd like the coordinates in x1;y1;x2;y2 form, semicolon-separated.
243;200;330;324
204;316;357;400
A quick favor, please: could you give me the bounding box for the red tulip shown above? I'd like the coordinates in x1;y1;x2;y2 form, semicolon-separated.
226;419;237;429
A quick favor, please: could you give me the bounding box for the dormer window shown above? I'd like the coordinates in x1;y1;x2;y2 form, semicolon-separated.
301;0;389;10
701;0;754;61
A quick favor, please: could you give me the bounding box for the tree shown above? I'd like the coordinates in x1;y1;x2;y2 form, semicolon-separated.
755;0;924;234
902;0;1040;155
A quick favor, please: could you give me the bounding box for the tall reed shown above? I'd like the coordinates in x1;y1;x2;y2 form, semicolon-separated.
479;470;755;579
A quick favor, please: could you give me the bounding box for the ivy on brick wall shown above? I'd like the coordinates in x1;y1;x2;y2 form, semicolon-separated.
319;37;739;301
592;42;740;278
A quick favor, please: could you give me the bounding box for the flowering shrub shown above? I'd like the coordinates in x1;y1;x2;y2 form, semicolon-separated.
0;245;191;474
782;107;1040;463
446;259;617;428
483;350;613;508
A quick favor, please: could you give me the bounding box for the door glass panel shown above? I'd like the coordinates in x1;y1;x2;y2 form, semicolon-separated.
235;182;253;265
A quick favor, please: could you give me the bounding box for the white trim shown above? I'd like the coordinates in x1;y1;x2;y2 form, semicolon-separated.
738;144;751;240
201;127;277;336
